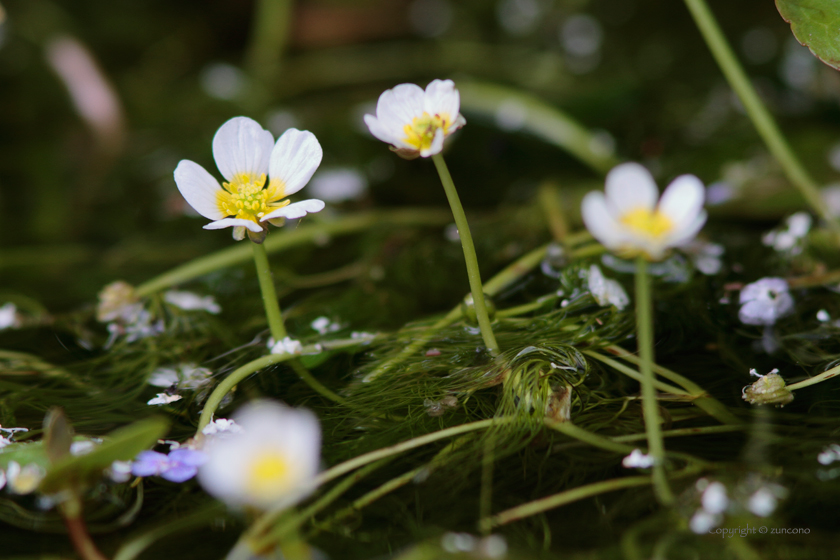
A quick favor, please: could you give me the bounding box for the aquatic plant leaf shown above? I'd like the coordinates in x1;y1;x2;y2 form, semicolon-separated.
40;417;169;494
776;0;840;70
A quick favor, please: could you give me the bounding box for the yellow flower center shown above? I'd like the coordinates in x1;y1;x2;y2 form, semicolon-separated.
620;207;673;239
246;451;292;496
216;174;288;224
403;112;452;152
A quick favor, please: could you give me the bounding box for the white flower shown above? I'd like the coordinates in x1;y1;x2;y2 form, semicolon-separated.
174;117;325;242
308;168;368;202
164;291;221;314
364;79;466;159
0;303;19;330
268;336;303;356
107;460;133;483
587;265;629;310
6;461;45;494
738;278;794;326
96;281;138;322
747;487;779;517
689;510;720;534
701;481;729;514
147;393;183;406
818;444;840;465
762;212;811;253
201;418;243;437
310;316;341;335
621;449;655;468
681;239;724;275
148;364;213;390
581;162;707;261
198;401;321;510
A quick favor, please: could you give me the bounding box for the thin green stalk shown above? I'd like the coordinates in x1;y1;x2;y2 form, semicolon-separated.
252;242;286;342
611;424;745;443
788;363;840;391
481;476;651;531
197;338;372;434
250;418;509;539
683;0;840;236
607;345;742;425
245;0;293;87
135;209;449;297
544;419;634;454
479;430;495;534
583;350;690;396
363;233;592;382
431;153;499;355
635;257;674;505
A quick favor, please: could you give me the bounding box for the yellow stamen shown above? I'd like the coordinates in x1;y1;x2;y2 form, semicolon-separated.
216;173;289;224
246;451;291;496
620;208;673;238
403;111;451;152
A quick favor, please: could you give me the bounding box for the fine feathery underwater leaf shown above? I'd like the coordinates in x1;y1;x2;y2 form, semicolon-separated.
40;417;169;494
776;0;840;71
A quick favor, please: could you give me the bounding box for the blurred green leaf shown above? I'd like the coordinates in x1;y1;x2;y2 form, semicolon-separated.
42;408;74;464
776;0;840;70
40;417;168;494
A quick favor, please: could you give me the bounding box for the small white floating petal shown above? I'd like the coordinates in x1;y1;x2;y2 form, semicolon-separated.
174;160;226;220
148;393;183;406
261;199;325;222
269;129;323;197
212;116;274;182
203;218;264;233
605;162;657;214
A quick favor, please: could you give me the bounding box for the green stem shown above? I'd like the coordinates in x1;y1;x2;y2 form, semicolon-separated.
245;0;293;88
481;476;651;531
252;242;286;342
683;0;840;236
432;153;499;355
479;430;495;534
197;338;372;434
634;257;673;505
788;363;840;391
135;209;449;297
61;496;108;560
583;350;690;396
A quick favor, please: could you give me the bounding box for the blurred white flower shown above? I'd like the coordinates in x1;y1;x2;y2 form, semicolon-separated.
201;418;242;437
681;239;724;275
701;481;729;514
818;444;840;465
587;265;629;310
581;163;707;261
621;449;655;468
364;79;466;159
198;401;321;510
147;393;183;406
762;212;811;253
149;364;213;390
738;278;794;325
164;291;221;314
308;168;368;202
6;461;45;495
96;281;138;323
268;336;303;356
689;510;721;534
174;117;324;242
310;317;342;335
747;485;785;517
0;302;19;330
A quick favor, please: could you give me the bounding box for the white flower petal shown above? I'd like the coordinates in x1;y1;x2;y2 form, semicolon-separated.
423;79;461;124
605;162;657;214
666;210;708;247
269;129;323;197
658;174;706;227
203;218;263;233
581;192;624;249
212;116;274;182
364;113;405;147
174;160;225;220
261;199;325;222
375;83;425;127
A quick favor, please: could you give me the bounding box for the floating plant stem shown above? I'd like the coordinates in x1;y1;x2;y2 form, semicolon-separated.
683;0;840;236
480;476;651;531
197;338;372;433
252;242;286;342
544;419;635;454
61;495;108;560
634;257;674;505
431;153;499;356
135;209;450;297
583;350;690;396
788;363;840;391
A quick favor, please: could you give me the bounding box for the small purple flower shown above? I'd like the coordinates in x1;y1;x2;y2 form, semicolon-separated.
131;448;207;483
